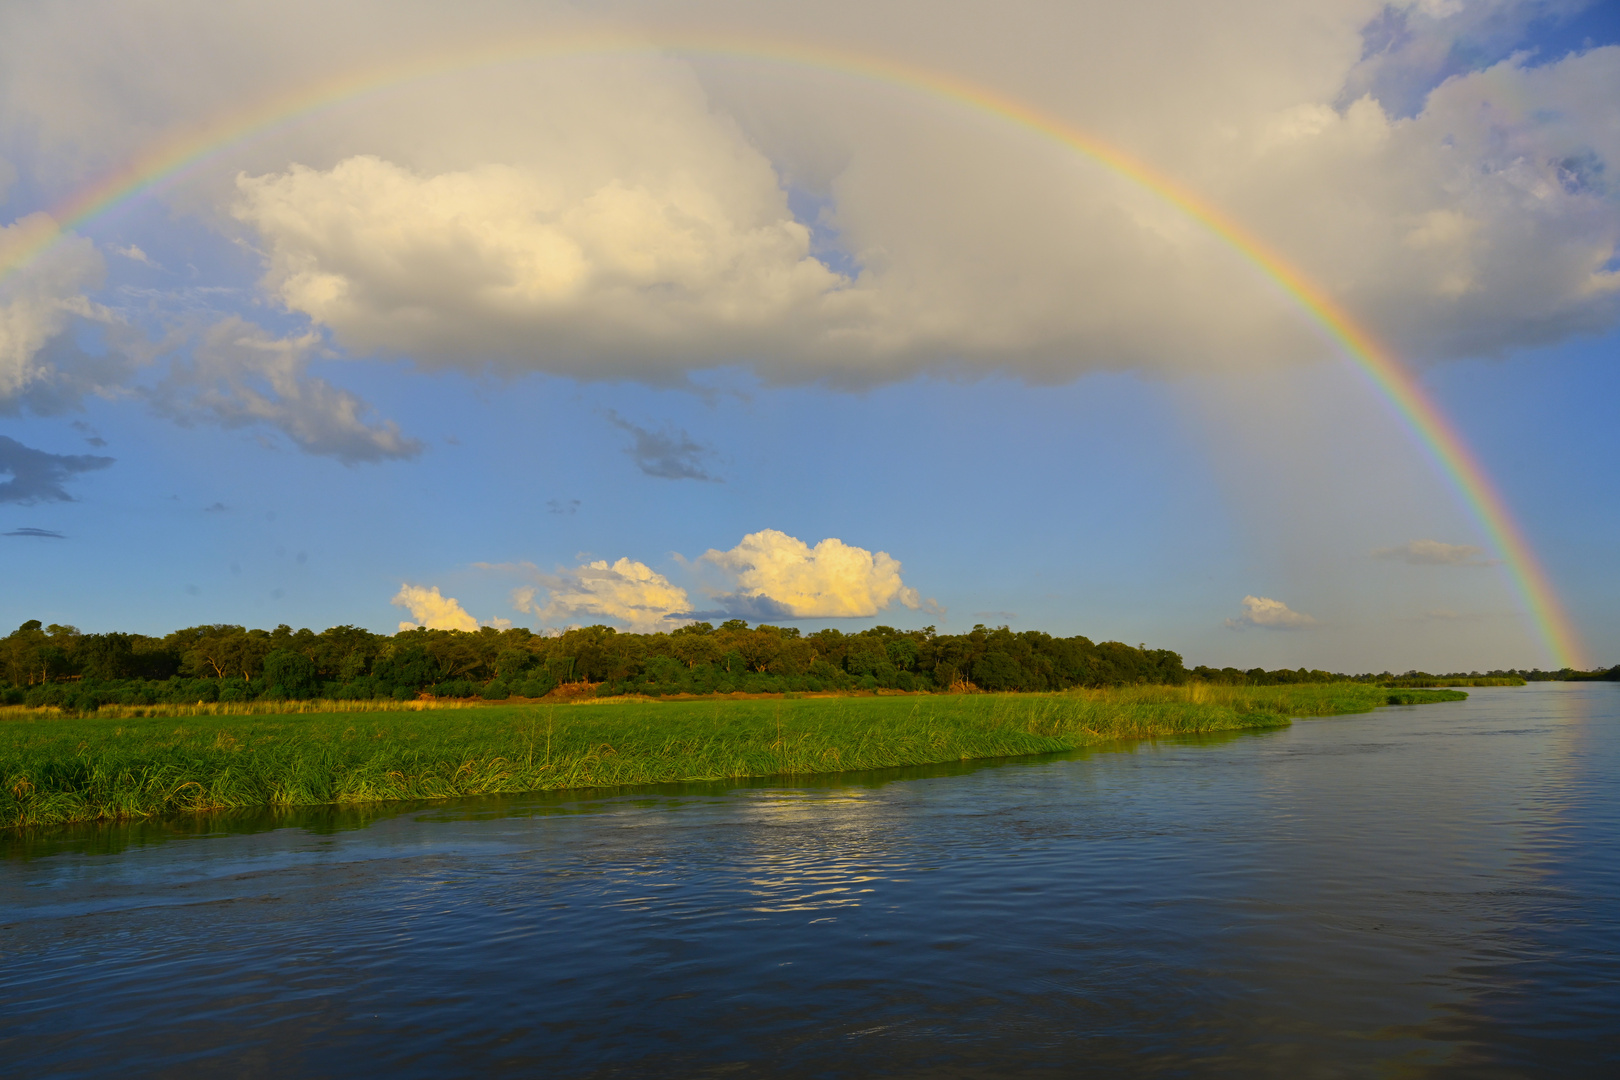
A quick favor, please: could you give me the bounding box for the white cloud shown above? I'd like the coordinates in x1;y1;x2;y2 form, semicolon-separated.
697;528;939;619
148;317;421;463
1224;594;1318;631
0;213;124;413
232;151;849;378
1372;538;1495;566
391;583;479;632
508;557;692;633
112;243;159;268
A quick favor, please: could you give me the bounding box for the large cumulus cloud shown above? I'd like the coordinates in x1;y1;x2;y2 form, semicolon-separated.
696;529;937;619
392;583;480;631
507;558;693;633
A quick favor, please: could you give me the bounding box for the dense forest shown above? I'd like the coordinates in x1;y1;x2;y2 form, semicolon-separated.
2;618;1614;711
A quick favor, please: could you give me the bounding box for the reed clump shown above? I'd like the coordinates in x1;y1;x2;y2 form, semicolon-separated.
0;684;1464;829
0;697;478;722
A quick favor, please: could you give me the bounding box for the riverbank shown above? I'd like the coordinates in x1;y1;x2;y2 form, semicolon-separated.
1;684;1465;829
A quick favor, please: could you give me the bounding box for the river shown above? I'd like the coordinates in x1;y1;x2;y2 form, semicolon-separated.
2;684;1616;1077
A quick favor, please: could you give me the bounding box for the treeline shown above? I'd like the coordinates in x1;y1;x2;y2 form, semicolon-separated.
2;619;1188;708
1376;668;1618;686
3;619;1612;712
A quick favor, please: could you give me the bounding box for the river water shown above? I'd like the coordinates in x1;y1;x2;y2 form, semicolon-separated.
2;684;1616;1077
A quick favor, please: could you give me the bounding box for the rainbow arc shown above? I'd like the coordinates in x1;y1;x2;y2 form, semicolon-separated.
0;31;1585;668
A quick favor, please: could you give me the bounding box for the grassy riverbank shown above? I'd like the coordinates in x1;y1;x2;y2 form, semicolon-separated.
1383;675;1526;687
1;684;1464;829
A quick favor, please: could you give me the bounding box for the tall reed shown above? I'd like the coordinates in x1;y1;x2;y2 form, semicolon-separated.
1;684;1463;829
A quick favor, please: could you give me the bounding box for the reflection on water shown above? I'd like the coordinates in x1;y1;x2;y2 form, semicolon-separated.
1;687;1615;1077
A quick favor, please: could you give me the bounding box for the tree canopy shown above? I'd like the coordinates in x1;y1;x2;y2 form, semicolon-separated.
3;618;1610;711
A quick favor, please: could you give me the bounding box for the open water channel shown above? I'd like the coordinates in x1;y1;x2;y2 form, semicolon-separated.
2;684;1616;1077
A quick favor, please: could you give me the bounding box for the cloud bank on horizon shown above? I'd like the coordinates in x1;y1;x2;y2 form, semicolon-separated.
1373;538;1496;566
0;0;1615;454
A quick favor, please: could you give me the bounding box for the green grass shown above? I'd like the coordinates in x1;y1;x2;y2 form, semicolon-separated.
0;684;1465;829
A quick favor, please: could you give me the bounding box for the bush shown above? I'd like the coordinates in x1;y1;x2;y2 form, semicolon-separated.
517;673;556;698
480;681;510;700
435;680;475;698
263;649;319;699
335;678;376;701
391;686;416;701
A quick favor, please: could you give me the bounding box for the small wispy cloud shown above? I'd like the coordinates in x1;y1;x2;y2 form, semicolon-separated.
1407;608;1498;624
1224;595;1317;631
149;318;423;465
603;410;720;482
69;420;107;447
4;527;66;539
0;435;114;504
1372;539;1495;566
204;502;228;512
112;243;160;268
547;498;580;515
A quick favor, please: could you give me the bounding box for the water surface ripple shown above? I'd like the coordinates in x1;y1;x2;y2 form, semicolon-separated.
2;685;1617;1077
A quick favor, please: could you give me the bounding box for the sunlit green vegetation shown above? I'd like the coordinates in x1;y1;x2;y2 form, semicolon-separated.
5;617;1595;717
1;683;1465;829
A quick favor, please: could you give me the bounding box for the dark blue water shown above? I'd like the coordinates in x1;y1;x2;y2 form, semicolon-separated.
2;685;1616;1077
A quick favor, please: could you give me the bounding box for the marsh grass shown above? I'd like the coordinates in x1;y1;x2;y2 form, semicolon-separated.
0;697;480;722
1;684;1464;829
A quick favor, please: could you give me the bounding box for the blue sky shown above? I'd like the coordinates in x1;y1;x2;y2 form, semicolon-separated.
2;0;1617;673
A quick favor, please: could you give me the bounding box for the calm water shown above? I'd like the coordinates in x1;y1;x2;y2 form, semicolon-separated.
2;685;1616;1077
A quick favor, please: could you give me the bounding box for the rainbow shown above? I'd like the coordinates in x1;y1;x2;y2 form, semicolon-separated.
0;31;1586;668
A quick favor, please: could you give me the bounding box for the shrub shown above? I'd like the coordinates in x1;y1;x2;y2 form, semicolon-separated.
517;672;556;698
263;649;319;699
480;681;510;700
